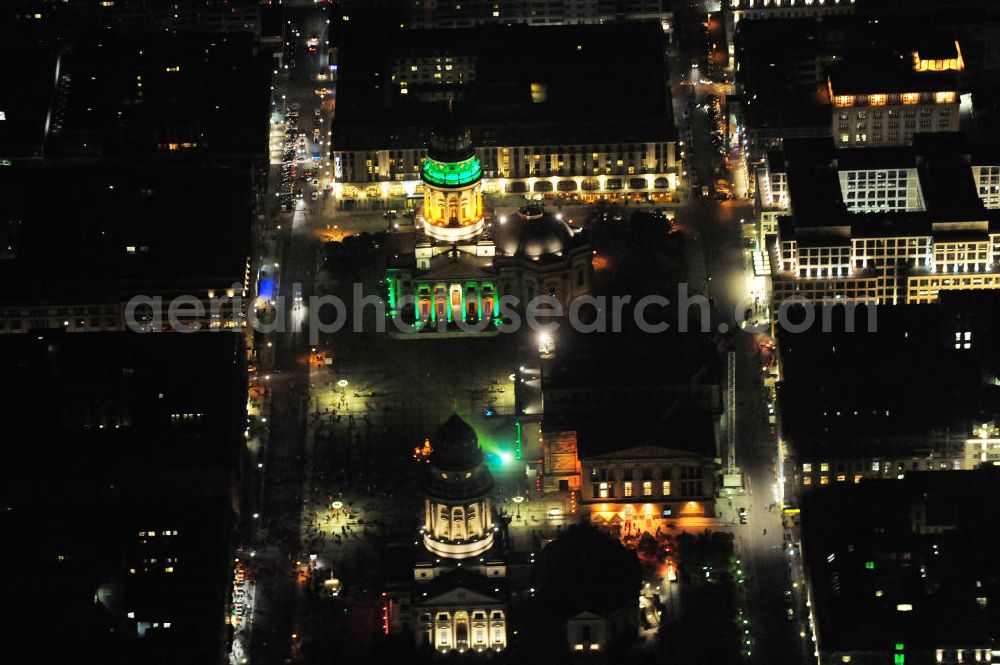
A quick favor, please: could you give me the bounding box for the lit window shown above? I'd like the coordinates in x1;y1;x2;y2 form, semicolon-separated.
803;476;812;485
624;481;633;497
598;482;609;498
836;474;846;482
820;476;829;485
834;95;855;107
902;93;920;105
802;463;812;472
642;481;653;497
870;94;887;106
935;91;956;104
662;481;671;495
820;463;830;472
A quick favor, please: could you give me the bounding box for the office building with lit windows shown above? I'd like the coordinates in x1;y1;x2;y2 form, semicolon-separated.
757;135;1000;305
331;22;678;209
826;38;964;148
732;18;970;162
799;468;1000;665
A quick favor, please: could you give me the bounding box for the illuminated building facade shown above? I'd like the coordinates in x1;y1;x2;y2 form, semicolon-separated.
336;142;678;208
0;165;253;335
412;581;508;654
829;88;960;149
409;415;508;654
580;447;716;532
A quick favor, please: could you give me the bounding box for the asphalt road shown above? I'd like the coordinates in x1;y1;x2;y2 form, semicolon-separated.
671;4;808;661
244;4;331;664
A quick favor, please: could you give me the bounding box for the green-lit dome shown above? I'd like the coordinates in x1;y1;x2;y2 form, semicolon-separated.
421;155;483;188
422;106;482;188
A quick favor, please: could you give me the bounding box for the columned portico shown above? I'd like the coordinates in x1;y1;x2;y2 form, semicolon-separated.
422;607;507;652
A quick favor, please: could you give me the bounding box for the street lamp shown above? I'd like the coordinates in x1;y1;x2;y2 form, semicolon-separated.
537;332;555;356
512;495;524;520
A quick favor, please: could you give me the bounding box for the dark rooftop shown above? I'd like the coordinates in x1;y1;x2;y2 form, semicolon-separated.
0;330;248;478
332;21;675;151
0;164;252;304
0;330;246;664
0;31;269;162
777;299;1000;457
541;329;721;457
827;63;960;96
801;468;1000;654
533;524;641;618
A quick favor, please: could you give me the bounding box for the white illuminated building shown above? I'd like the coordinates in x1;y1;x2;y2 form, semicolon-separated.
754;136;1000;305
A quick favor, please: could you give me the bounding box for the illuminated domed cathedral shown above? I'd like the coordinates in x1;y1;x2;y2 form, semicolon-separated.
388;415;508;653
385;105;593;332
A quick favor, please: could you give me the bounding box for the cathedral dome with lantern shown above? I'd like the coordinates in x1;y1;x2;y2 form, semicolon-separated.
419;108;485;243
421;414;495;559
494;205;576;259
